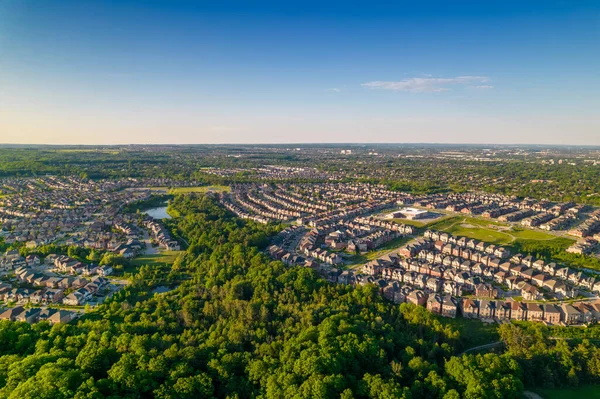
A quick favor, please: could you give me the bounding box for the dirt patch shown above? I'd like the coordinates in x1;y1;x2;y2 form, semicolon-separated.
523;391;544;399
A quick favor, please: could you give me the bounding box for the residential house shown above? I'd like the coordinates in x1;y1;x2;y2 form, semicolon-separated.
561;304;582;325
407;290;427;306
461;299;480;319
542;304;562;324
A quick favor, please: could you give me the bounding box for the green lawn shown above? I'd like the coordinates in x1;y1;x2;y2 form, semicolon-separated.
441;317;500;350
425;216;571;249
511;228;559;240
391;218;428;227
427;216;464;231
142;185;231;194
345;236;413;267
536;385;600;399
168;185;230;194
130;250;184;267
513;237;575;254
446;224;514;245
114;250;184;277
390;215;454;228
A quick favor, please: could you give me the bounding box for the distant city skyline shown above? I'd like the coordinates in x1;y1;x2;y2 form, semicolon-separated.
1;0;599;145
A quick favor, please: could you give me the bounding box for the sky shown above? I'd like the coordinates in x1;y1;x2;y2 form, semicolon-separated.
0;0;599;145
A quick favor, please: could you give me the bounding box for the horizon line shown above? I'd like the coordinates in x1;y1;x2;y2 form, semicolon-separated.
1;142;600;148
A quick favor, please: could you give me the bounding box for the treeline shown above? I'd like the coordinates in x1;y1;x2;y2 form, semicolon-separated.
512;238;600;271
499;323;600;389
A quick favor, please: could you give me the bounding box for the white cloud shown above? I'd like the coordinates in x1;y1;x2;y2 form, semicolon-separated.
473;85;494;89
361;76;490;93
326;88;342;92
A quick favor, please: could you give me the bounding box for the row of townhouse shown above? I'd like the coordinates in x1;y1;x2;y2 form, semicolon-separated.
520;212;555;228
566;239;598;255
318;268;461;316
268;245;306;266
256;189;310;216
221;196;270;224
10;269;111;305
328;265;599;326
462;299;600;325
143;218;180;251
353;216;416;234
52;255;113;276
421;192;578;221
368;231;595;302
569;209;600;237
421;231;600;296
246;190;302;218
415;248;581;300
231;191;292;221
423;230;511;258
62;277;111;306
269;187;329;212
346;229;401;253
0;306;76;324
298;230;319;252
303;247;343;265
511;254;598;292
0;253;35;272
540;214;576;231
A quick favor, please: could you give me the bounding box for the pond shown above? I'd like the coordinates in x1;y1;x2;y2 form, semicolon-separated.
144;206;171;219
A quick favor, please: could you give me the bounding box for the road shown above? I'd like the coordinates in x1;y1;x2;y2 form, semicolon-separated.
458;341;503;356
523;391;544;399
142;229;159;255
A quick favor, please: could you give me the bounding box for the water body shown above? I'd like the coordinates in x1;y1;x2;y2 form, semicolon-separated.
144;206;171;219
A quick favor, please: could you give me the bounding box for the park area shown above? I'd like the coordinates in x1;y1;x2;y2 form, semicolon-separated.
419;216;574;250
129;250;184;268
162;185;230;194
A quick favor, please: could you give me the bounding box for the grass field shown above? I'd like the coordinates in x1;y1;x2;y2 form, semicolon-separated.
144;185;230;194
169;185;230;193
56;149;120;154
130;250;183;267
391;216;454;228
425;216;573;249
391;218;429;227
536;385;600;399
441;317;500;350
346;236;414;267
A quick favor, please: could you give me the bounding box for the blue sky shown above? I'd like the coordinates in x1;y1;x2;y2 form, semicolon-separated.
0;0;598;144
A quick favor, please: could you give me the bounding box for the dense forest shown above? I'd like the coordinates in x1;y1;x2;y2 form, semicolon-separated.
0;194;600;398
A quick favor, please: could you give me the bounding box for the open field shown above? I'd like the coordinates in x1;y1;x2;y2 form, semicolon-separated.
129;250;184;269
346;215;574;269
441;317;500;350
345;236;414;267
143;185;231;194
391;216;453;228
169;185;231;193
535;385;600;399
56;149;121;154
425;216;574;249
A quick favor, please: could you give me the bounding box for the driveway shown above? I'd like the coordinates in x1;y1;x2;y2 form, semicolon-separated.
143;229;158;255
